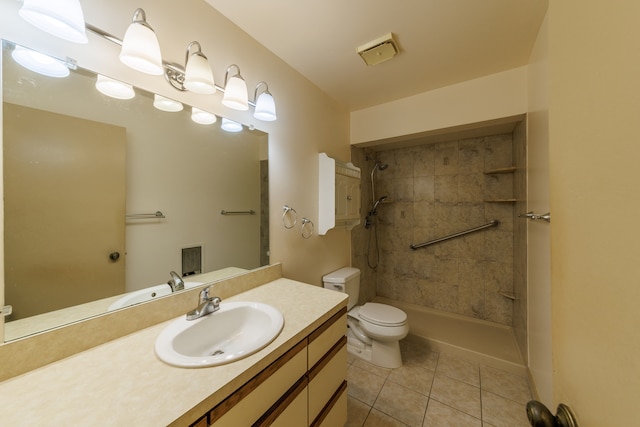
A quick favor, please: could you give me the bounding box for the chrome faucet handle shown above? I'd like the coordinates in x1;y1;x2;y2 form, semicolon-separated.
211;296;221;310
199;287;211;303
186;288;221;320
198;288;221;307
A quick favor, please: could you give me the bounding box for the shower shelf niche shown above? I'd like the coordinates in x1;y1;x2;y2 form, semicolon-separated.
484;165;516;202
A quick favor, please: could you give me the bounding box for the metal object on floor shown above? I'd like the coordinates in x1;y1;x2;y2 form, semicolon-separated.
526;400;578;427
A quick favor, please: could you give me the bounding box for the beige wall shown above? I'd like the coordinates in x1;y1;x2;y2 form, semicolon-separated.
526;14;553;406
0;0;351;302
549;2;640;424
350;66;528;145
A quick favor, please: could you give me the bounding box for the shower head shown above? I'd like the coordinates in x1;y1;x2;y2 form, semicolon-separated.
370;160;389;205
372;160;388;172
371;160;389;180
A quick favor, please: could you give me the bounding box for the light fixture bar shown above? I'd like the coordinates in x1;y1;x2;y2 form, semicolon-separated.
85;23;122;46
85;23;258;107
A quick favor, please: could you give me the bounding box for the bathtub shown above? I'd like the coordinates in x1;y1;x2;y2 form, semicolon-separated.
375;297;526;376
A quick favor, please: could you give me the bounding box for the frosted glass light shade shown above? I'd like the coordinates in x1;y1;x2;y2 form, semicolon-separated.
19;0;88;44
184;53;215;94
222;76;249;110
119;11;163;75
191;107;217;125
253;92;277;121
153;95;183;112
95;74;135;99
221;118;243;132
11;45;70;78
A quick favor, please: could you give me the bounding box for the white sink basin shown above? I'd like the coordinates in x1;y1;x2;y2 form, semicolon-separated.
107;282;203;311
107;284;172;311
155;301;284;368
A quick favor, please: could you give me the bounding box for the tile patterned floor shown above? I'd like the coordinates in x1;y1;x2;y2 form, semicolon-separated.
346;335;532;427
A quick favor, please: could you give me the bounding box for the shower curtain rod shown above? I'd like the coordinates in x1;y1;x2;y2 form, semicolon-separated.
410;220;499;250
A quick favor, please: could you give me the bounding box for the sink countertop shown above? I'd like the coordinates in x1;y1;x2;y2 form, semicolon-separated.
0;278;348;426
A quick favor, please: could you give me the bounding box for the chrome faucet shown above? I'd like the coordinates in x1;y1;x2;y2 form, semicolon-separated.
186;287;221;321
168;271;185;292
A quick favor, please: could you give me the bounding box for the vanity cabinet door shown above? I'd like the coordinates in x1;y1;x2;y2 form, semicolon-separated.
254;379;308;427
308;309;347;367
208;340;307;426
190;307;349;427
308;337;347;423
312;381;347;427
307;309;348;426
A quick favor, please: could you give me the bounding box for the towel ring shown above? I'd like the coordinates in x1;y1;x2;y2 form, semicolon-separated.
301;217;314;239
282;205;297;229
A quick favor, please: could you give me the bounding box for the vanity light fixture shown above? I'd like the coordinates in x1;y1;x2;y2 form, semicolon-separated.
221;118;243;132
11;45;71;78
153;94;183;112
222;65;249;111
183;42;216;94
253;82;277;121
191;107;217;125
18;0;88;44
65;14;278;119
95;74;135;99
119;8;163;75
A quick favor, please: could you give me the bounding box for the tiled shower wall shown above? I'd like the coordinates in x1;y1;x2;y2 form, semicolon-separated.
352;132;522;326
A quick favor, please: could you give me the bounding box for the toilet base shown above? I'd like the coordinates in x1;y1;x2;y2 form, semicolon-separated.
347;331;403;369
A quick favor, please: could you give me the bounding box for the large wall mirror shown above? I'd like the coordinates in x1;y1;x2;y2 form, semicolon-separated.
2;39;269;342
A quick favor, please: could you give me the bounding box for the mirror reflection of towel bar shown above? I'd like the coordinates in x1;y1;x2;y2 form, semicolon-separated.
126;211;165;219
220;210;255;215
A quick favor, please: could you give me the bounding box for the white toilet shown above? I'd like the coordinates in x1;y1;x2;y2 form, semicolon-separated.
323;267;409;369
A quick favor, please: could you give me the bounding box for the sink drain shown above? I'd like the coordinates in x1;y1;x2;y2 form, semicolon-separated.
210;350;224;356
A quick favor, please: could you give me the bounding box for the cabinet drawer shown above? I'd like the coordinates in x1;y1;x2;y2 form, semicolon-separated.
308;337;347;423
308;308;346;368
267;384;308;427
209;340;307;426
312;381;347;427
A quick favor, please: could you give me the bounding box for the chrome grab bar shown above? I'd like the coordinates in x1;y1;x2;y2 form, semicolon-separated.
410;220;499;250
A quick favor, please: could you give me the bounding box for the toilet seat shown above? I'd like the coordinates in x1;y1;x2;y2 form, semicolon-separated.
358;303;407;327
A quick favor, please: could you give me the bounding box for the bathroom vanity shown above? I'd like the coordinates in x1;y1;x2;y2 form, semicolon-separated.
0;275;348;426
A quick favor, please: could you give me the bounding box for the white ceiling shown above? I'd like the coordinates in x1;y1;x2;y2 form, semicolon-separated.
205;0;548;112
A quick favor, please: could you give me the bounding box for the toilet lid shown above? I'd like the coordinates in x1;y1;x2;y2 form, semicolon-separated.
359;303;407;326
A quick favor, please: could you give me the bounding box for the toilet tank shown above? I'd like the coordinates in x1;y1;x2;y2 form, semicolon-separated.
322;267;360;310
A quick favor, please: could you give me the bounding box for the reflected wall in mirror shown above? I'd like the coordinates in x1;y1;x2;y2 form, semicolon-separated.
2;40;269;341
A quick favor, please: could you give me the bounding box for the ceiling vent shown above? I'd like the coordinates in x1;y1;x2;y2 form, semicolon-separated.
356;33;399;66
